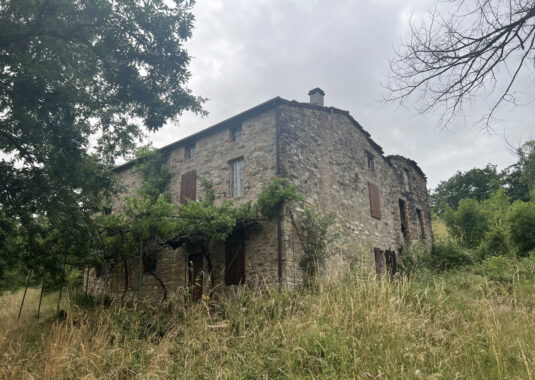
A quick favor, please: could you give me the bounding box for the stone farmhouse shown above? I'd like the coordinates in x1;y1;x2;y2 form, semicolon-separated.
87;89;433;302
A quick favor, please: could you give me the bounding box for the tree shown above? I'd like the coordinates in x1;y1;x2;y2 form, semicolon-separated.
387;0;535;127
443;198;489;248
507;201;535;255
430;164;501;214
0;0;204;287
517;140;535;195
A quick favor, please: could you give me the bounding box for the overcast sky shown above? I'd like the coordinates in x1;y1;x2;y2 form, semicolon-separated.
149;0;534;189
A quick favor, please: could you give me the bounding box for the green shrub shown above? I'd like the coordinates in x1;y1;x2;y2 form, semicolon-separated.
428;239;473;271
443;199;489;248
507;201;535;256
476;225;512;260
476;256;515;282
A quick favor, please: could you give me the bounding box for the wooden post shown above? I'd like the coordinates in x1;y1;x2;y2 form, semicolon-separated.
137;239;143;305
37;280;44;319
17;271;32;322
85;265;90;295
56;252;67;314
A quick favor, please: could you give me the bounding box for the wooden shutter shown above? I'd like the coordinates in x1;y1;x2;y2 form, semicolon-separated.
385;250;397;275
368;182;381;219
180;170;196;205
374;248;382;274
225;231;246;285
417;209;426;238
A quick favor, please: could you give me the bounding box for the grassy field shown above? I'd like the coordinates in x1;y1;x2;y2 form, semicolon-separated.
1;262;535;379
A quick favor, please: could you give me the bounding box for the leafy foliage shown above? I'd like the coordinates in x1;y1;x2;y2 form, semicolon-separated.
507;201;535;256
443;199;489;249
256;178;303;219
430;165;501;215
133;147;172;203
0;0;203;292
298;206;338;286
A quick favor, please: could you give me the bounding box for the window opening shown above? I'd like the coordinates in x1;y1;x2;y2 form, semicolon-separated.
185;143;195;160
229;157;244;198
230;124;242;142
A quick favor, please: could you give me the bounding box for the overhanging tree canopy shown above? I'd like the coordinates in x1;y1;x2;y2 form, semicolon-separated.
0;0;204;285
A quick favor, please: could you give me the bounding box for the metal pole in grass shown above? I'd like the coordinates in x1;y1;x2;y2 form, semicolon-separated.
137;238;143;306
17;270;32;322
37;279;44;319
56;252;67;314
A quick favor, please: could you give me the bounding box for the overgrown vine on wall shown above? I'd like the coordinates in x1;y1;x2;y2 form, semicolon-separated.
95;150;306;300
291;206;338;287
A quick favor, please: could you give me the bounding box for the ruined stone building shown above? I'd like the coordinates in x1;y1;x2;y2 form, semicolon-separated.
87;88;433;302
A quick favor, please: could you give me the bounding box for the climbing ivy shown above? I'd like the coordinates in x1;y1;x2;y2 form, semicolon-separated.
256;178;303;219
95;149;304;298
296;206;338;287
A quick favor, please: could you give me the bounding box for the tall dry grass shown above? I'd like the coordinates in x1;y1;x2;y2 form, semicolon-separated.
1;268;534;379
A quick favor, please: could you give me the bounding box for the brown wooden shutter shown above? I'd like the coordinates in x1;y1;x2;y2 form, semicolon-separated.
385;250;397;275
225;231;245;285
368;182;381;219
374;248;382;274
180;170;196;205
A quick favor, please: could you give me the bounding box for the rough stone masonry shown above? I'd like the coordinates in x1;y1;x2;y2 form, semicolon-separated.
86;89;433;302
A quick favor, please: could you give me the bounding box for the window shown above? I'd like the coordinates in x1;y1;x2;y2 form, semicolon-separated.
229;157;244;198
95;263;106;278
225;230;246;285
368;182;381;219
103;207;112;215
402;168;410;192
230;124;242;142
185;143;195;160
180;170;196;205
367;153;375;170
399;199;409;239
143;252;158;273
416;208;426;238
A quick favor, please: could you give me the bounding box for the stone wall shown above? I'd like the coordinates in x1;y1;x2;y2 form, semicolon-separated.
277;103;432;285
86;98;434;299
86;109;280;302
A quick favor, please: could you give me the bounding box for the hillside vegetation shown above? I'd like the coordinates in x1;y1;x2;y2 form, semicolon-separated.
2;256;535;379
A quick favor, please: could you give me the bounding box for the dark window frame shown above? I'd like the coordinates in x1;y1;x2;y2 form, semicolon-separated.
229;124;243;142
185;143;196;160
143;251;158;273
399;199;409;239
95;263;107;278
366;153;375;171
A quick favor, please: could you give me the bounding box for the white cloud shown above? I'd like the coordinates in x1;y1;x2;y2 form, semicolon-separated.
149;0;534;188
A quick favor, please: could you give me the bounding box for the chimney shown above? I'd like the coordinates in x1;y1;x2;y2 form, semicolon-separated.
308;87;325;106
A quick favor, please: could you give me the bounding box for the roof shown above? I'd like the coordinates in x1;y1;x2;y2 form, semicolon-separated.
387;155;427;180
114;96;402;173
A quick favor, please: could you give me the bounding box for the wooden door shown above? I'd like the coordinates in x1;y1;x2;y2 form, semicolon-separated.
187;254;203;301
180;170;196;205
225;230;246;285
385;250;397;275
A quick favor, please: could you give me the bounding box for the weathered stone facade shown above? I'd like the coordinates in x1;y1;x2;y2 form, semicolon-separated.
86;91;432;301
